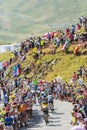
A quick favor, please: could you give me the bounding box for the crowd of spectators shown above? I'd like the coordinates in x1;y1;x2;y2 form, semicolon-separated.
0;16;87;130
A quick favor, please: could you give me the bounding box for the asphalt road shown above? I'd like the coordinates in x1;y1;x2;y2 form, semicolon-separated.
22;100;73;130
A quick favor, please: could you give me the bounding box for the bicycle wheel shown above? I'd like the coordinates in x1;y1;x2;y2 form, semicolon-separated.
44;113;49;126
49;103;54;112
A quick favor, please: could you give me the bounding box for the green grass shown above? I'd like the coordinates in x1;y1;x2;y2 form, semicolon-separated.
2;45;86;82
0;52;11;61
0;0;87;44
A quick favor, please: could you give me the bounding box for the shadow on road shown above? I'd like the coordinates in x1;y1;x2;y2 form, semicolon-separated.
48;110;65;127
20;104;66;130
28;109;43;128
53;111;65;115
49;115;62;127
50;120;61;123
50;116;61;119
48;123;62;127
21;108;43;130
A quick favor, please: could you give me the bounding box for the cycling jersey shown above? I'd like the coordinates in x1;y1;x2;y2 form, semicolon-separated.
48;95;53;102
42;103;48;109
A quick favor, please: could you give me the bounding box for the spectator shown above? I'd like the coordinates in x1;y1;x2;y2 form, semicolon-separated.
5;113;13;130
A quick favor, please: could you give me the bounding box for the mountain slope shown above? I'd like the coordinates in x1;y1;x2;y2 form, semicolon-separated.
1;45;87;82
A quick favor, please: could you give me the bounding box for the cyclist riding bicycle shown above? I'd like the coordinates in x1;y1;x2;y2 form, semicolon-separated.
48;93;54;105
41;99;49;125
41;99;48;115
41;96;48;111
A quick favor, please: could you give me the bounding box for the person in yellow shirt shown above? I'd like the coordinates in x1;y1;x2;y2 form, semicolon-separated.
41;100;48;114
9;52;15;59
32;47;37;54
41;102;48;109
70;111;77;125
0;107;6;115
40;39;45;48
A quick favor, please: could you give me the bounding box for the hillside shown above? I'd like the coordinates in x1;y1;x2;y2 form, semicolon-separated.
1;45;87;82
0;0;87;43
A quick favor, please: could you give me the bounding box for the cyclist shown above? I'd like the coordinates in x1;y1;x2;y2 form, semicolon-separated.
41;96;48;113
48;93;54;105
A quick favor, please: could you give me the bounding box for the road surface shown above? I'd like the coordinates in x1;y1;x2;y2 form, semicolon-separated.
22;100;73;130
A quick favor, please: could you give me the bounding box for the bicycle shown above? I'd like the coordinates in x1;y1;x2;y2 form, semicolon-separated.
49;102;54;113
44;113;49;126
43;108;49;126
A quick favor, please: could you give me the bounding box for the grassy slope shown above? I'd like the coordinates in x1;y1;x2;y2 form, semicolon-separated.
1;45;86;82
0;52;11;61
0;0;87;43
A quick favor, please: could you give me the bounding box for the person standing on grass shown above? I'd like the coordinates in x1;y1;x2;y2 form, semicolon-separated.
72;72;77;87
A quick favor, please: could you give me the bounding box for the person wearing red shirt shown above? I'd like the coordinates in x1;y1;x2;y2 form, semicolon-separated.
72;72;77;87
